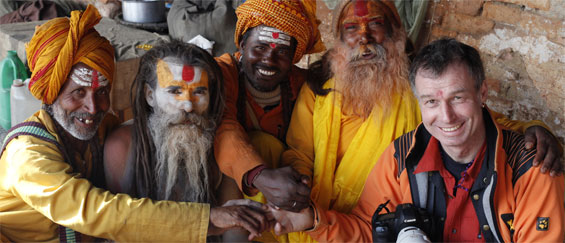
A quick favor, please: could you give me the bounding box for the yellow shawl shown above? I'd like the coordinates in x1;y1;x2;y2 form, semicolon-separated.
289;79;420;242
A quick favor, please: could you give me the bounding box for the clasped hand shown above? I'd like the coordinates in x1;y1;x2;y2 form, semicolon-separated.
209;199;314;240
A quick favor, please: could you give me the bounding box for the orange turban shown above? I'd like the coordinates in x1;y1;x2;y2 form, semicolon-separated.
26;5;114;104
234;0;325;64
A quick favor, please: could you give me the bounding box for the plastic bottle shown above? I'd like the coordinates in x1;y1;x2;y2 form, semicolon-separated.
11;79;42;126
1;50;29;129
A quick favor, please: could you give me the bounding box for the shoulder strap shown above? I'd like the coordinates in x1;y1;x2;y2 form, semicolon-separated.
0;122;82;242
1;121;59;154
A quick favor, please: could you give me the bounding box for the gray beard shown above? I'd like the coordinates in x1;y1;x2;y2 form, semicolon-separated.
148;107;216;203
47;101;105;141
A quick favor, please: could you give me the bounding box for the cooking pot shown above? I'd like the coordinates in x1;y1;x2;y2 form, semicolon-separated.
122;0;166;23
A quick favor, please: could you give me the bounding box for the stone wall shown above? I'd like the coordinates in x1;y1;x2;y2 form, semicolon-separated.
414;0;565;145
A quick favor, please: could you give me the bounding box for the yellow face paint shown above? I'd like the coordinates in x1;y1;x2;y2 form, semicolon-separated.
153;59;210;115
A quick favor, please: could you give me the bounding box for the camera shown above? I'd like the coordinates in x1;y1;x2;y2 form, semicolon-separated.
371;201;434;243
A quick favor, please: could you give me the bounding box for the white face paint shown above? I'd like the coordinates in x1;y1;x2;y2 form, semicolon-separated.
257;26;291;47
146;58;210;116
69;66;109;88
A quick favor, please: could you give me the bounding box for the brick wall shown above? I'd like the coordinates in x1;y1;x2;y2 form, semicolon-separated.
416;0;565;145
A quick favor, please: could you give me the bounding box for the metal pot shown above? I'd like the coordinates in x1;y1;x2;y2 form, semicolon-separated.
122;0;166;23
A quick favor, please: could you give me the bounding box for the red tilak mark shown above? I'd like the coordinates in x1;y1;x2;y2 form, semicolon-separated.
270;43;277;49
272;32;279;39
354;0;369;17
91;70;99;89
182;65;195;82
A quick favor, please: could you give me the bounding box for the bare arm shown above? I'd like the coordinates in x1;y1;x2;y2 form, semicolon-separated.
103;124;134;194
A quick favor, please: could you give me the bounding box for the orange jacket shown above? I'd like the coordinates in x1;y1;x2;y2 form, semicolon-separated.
214;53;306;189
308;108;565;242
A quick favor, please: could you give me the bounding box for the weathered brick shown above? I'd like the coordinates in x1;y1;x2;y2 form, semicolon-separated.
443;13;495;35
482;2;521;25
485;78;502;93
454;0;484;16
518;11;563;43
497;0;550;10
430;25;458;39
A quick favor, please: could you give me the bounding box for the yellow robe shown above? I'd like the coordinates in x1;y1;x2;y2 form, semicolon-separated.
282;79;421;242
0;110;209;242
282;79;550;242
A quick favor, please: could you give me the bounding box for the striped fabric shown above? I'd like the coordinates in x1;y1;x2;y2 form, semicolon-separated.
25;4;114;104
0;121;82;242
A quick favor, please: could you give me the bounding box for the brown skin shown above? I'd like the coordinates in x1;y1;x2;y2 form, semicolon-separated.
524;126;564;176
240;26;295;92
103;125;273;241
239;26;311;212
340;0;388;52
55;63;110;150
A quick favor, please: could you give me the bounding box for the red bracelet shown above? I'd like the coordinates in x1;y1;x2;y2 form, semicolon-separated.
246;165;267;188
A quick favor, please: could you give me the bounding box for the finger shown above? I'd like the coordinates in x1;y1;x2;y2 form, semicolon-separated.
541;149;557;175
533;141;548;169
524;128;537;150
274;222;283;236
224;199;265;209
548;156;563;177
295;183;311;197
237;212;261;237
300;175;311;185
243;207;270;232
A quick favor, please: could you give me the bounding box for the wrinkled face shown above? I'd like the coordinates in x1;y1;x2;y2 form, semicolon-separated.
415;63;487;152
51;63;110;140
240;25;296;91
146;58;210;118
340;0;389;60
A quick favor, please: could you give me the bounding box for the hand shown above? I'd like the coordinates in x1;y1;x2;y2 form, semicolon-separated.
524;126;564;176
208;199;275;241
269;205;315;235
253;166;311;212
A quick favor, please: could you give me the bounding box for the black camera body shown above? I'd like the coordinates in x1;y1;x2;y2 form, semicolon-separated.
371;201;435;242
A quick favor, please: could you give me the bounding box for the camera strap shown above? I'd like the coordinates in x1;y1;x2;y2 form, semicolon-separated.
407;165;432;210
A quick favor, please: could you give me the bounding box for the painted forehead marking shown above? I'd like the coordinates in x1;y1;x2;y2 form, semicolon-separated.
157;59;203;85
70;67;109;87
258;26;291;46
354;0;369;17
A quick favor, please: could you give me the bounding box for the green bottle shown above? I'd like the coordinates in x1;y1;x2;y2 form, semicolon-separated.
1;51;29;130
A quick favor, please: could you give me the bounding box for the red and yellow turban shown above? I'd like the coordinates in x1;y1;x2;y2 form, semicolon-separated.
234;0;325;64
26;5;114;104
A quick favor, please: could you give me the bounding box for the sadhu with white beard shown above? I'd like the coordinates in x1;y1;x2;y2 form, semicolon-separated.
277;0;563;241
104;41;273;241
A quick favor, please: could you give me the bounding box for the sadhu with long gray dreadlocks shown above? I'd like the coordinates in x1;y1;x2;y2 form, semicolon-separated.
104;41;271;241
103;41;225;203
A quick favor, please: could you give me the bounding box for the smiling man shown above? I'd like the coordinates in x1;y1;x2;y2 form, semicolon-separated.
213;0;325;218
0;7;271;242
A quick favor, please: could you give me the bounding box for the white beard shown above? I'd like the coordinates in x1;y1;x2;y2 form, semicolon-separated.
148;107;216;203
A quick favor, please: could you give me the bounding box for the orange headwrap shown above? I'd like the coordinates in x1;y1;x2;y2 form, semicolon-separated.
26;5;114;104
234;0;325;64
332;0;403;38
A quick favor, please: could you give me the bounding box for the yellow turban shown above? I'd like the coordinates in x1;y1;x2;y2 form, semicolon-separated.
26;5;114;104
234;0;325;64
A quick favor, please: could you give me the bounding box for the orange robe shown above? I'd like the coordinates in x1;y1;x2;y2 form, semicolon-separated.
214;52;306;190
